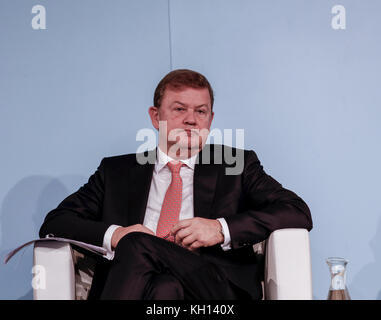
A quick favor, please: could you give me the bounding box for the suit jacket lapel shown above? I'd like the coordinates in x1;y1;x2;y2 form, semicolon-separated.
193;145;221;219
126;150;155;226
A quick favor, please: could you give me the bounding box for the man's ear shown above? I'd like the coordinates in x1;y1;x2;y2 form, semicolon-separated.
148;106;159;130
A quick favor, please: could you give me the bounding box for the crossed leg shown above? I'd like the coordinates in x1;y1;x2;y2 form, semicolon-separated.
100;232;246;300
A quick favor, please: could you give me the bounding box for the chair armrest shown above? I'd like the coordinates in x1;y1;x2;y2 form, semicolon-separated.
33;241;76;300
264;228;313;300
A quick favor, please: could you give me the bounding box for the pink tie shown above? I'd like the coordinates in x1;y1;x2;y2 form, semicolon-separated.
156;161;184;241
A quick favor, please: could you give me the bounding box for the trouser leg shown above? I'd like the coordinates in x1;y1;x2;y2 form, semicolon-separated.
100;232;243;300
143;273;184;300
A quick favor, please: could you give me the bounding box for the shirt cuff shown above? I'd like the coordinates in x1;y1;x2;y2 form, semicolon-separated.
102;224;122;260
217;218;231;251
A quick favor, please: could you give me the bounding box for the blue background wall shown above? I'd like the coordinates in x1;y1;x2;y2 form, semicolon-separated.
1;0;380;299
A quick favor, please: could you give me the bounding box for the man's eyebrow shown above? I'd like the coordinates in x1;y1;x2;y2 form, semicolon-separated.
172;101;208;108
172;101;187;106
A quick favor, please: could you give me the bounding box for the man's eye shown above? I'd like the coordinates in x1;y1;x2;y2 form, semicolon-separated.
175;107;185;111
197;110;206;114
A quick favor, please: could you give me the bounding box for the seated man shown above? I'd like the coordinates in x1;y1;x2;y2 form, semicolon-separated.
39;69;312;300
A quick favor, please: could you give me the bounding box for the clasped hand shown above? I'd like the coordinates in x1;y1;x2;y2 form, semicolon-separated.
112;218;224;251
170;217;224;251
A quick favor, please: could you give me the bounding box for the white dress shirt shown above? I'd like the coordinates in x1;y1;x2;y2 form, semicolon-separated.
102;147;232;260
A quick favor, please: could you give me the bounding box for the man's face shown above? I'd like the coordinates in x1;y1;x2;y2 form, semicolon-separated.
149;87;214;158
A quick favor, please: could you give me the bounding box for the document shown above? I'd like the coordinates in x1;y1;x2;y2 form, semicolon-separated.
3;235;106;264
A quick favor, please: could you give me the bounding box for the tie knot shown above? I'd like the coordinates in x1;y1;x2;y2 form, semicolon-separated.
167;161;183;174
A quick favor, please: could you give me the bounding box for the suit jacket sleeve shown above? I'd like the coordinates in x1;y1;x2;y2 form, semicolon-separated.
39;159;110;246
224;150;313;250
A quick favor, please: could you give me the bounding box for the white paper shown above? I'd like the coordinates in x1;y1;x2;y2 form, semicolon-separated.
3;236;107;264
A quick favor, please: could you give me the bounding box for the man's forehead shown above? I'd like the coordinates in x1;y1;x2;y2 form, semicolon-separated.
163;87;211;105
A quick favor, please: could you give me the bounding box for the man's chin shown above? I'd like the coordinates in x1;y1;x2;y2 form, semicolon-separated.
168;140;203;158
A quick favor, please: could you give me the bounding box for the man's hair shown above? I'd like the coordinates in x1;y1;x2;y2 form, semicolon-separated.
153;69;214;109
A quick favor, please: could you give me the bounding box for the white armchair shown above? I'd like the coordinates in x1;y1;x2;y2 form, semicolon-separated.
33;228;312;300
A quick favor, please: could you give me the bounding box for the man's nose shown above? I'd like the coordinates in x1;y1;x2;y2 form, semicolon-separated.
183;110;196;125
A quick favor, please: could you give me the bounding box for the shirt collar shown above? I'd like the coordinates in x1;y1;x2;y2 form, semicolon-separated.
156;147;198;172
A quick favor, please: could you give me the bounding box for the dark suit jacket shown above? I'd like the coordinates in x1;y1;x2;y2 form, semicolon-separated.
39;144;313;299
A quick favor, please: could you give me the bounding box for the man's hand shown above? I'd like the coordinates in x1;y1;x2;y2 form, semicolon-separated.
111;224;154;250
170;218;224;251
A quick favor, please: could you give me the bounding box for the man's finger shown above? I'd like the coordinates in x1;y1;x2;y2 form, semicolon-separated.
181;234;197;247
176;228;192;240
175;227;193;246
171;219;193;235
174;228;191;245
189;240;203;251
